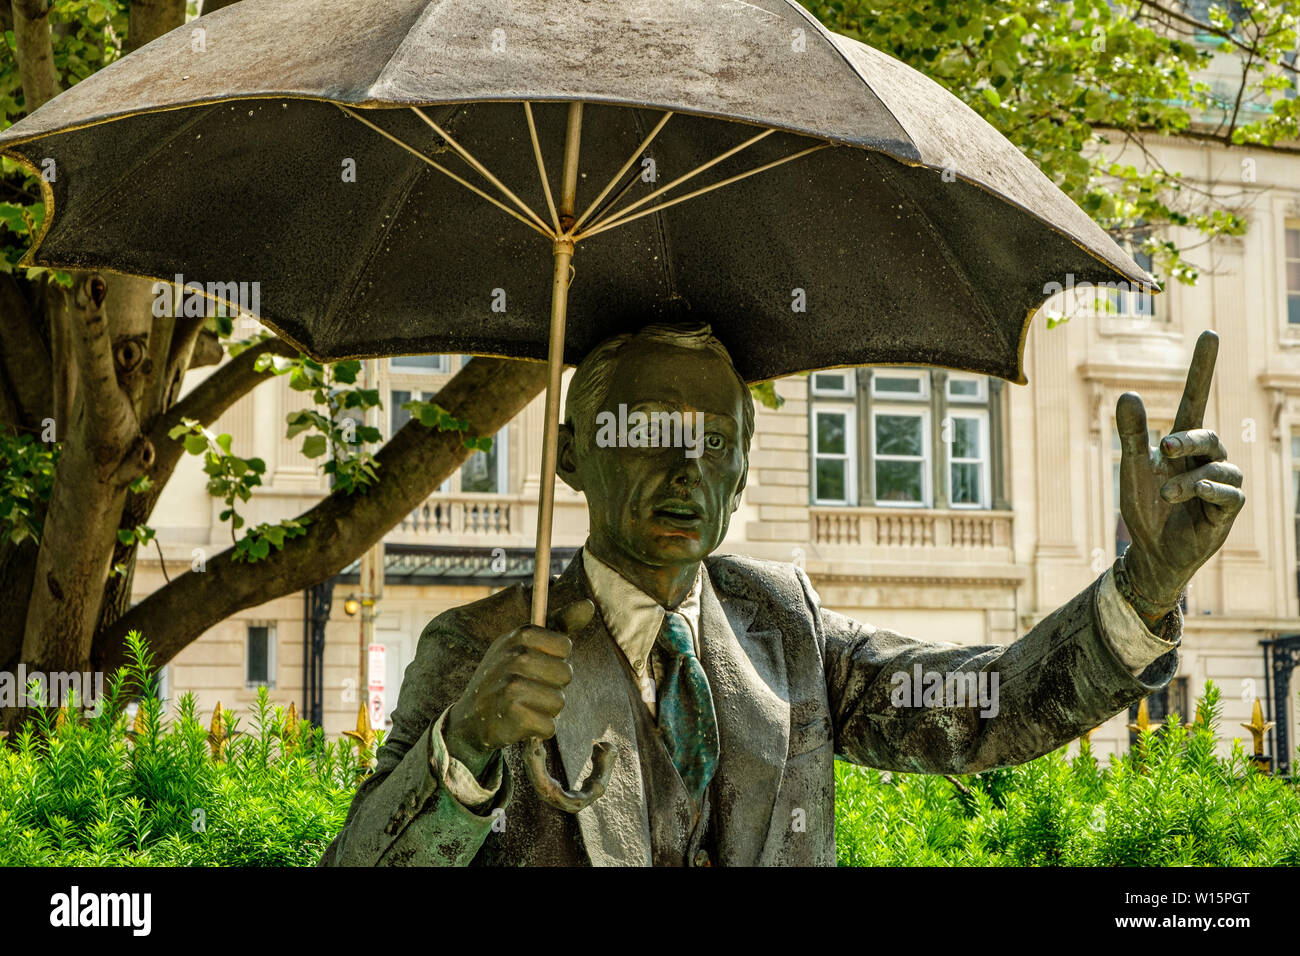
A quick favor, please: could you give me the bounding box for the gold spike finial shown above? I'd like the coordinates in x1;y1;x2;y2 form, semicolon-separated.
1240;699;1275;771
1126;698;1152;736
208;701;229;761
342;703;376;761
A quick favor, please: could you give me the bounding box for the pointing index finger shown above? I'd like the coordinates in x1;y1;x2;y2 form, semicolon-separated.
1171;330;1218;435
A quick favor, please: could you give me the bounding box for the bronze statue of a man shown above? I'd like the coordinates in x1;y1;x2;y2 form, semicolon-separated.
321;323;1242;866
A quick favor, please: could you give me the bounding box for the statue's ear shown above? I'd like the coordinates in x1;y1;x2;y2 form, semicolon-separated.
731;456;748;513
557;421;584;492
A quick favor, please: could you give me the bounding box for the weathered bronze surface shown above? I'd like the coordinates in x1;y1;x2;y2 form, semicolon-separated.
320;325;1243;866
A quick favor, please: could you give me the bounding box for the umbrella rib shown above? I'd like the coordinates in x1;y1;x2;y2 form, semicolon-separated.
412;106;552;236
523;102;561;233
571;110;674;233
578;126;777;236
576;142;833;241
336;105;551;240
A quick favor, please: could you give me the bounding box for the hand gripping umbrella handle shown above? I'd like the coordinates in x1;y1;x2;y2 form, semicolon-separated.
523;736;616;814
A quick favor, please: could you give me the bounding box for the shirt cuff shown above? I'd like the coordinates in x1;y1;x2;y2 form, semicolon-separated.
427;706;503;809
1096;566;1179;674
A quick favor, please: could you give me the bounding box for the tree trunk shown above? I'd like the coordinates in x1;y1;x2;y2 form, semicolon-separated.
20;275;156;672
97;356;547;674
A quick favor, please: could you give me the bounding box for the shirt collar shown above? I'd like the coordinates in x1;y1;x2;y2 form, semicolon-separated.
581;546;702;667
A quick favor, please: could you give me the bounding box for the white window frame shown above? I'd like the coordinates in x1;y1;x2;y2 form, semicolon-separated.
872;406;930;508
871;368;930;401
245;622;277;689
946;373;987;403
811;406;857;506
389;354;450;374
810;369;856;398
945;409;990;509
1285;222;1300;327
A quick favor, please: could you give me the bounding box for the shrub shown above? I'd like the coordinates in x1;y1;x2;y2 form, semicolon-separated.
835;683;1300;866
0;632;362;866
2;638;1295;866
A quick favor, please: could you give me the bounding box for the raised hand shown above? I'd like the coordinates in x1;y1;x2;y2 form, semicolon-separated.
1114;330;1244;624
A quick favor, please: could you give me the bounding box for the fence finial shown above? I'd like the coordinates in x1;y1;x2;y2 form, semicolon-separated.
1240;699;1275;773
208;701;229;761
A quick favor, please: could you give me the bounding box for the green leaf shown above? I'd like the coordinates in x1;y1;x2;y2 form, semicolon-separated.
183;434;208;456
981;87;1001;108
300;435;328;459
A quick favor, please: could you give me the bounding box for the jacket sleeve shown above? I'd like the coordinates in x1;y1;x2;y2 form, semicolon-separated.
808;566;1181;775
319;611;511;866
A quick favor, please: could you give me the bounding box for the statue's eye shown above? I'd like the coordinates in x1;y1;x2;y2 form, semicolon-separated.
705;433;725;451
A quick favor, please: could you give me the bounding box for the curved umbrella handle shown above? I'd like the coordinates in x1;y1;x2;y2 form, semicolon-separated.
523;736;615;814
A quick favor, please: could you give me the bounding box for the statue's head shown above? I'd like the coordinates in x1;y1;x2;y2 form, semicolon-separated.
558;322;753;576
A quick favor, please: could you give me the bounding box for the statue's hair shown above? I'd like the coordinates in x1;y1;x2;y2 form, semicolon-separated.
564;322;754;456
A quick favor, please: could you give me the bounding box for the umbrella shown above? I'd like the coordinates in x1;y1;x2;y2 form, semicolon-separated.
0;0;1156;812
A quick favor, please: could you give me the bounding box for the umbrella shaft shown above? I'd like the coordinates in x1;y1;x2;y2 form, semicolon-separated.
530;238;575;626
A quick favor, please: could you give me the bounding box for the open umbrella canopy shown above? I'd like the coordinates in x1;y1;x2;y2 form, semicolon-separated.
0;0;1154;385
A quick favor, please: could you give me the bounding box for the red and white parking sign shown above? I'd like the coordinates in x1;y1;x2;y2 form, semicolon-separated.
367;643;386;728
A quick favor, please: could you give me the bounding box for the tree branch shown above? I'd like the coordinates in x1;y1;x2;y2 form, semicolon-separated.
125;0;187;55
1137;0;1298;76
145;336;297;492
98;356;548;672
9;0;60;112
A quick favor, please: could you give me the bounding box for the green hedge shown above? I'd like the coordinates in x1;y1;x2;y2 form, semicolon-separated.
1;635;1296;866
836;686;1300;866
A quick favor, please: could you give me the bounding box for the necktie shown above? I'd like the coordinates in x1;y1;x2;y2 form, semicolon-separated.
655;611;719;804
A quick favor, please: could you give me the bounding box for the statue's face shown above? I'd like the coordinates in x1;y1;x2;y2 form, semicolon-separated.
560;341;748;575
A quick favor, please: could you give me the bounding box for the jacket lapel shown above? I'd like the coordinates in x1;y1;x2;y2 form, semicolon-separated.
698;568;790;866
548;552;653;867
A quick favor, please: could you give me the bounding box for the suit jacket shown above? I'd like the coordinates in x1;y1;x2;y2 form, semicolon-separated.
320;551;1179;866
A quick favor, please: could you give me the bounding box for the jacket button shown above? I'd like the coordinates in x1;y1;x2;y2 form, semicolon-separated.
692;850;711;867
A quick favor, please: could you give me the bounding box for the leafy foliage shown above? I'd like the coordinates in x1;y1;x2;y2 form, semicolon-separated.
163;417;311;562
836;682;1300;866
0;426;58;545
805;0;1299;286
0;632;362;866
3;661;1294;866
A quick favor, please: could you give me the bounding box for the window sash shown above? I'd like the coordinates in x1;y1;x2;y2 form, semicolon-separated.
246;625;275;688
390;354;450;373
811;369;856;398
871;368;929;400
872;407;929;507
946;411;988;508
812;407;855;505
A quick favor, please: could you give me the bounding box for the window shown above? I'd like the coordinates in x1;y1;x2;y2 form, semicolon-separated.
811;367;1004;510
246;624;275;688
1291;429;1300;603
461;427;509;494
946;373;987;402
947;411;989;508
812;407;856;504
389;388;424;437
1286;225;1300;326
1106;235;1156;319
873;409;929;506
390;354;450;373
811;369;855;398
872;369;929;399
